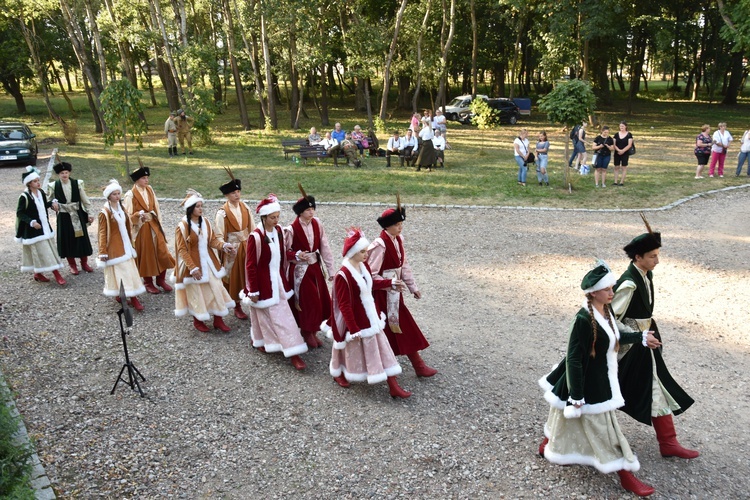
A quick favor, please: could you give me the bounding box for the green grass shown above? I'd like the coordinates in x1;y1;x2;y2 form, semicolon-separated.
2;86;749;208
0;380;35;499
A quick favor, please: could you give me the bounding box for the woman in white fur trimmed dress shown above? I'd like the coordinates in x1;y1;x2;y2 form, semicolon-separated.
243;194;308;371
323;228;411;399
97;180;146;310
173;190;236;333
538;261;661;497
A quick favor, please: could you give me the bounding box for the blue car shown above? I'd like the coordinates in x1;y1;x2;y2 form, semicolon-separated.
0;122;38;166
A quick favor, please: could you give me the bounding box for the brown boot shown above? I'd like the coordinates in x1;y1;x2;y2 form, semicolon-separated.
213;316;231;332
52;270;67;286
407;352;438;377
80;256;94;273
234;304;248;320
617;470;655;497
155;270;172;292
289;355;306;371
66;257;79;275
129;296;144;311
652;415;699;459
144;277;160;294
387;376;411;399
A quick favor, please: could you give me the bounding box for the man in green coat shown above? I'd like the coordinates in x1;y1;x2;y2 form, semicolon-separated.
612;219;699;460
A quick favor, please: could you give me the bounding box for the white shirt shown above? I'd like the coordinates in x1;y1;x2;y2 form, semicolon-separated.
387;137;403;151
319;137;338;150
432;136;446;151
740;130;750;153
419;126;434;141
711;129;733;153
514;137;530;157
403;135;418;153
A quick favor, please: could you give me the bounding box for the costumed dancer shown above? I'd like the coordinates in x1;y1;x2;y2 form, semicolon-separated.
323;228;411;398
15;166;66;285
215;168;255;320
123;160;176;294
283;183;336;349
242;194;308;370
538;261;660;497
367;195;438;378
174;190;236;333
47;159;94;275
613;214;699;459
97;180;146;310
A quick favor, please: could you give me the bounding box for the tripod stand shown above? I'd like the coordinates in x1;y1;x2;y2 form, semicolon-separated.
111;306;146;397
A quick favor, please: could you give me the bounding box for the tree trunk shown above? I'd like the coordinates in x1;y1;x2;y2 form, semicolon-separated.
172;0;194;94
397;75;411;110
234;0;268;127
412;0;431;113
19;17;65;129
722;50;744;105
260;1;277;129
289;13;300;129
102;0;137;87
82;73;104;133
319;64;330;126
222;0;250;129
379;0;409;121
365;77;374;131
435;0;455;110
470;0;477;98
509;14;523;98
149;0;187;108
355;77;366;112
83;0;108;88
49;61;77;117
142;59;158;106
2;77;27;114
671;17;681;90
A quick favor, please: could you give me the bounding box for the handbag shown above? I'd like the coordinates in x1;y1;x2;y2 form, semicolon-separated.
628;141;636;155
524;152;535;166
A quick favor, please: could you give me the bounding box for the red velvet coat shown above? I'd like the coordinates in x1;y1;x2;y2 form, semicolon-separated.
244;226;293;308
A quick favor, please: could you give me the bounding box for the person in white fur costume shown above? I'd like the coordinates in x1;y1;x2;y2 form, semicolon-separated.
322;227;411;399
173;189;236;333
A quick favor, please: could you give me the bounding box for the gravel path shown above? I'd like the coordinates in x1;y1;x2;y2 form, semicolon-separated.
1;154;748;498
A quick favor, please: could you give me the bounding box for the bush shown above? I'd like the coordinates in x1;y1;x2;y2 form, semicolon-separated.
0;386;35;498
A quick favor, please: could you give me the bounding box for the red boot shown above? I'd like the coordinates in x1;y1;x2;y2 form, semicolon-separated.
234;304;248;320
387;376;412;399
193;317;209;332
302;331;319;349
407;352;438;377
315;333;324;347
66;257;79;275
652;414;700;459
617;470;655;497
144;277;160;294
289;355;306;371
156;270;173;292
538;437;549;457
129;296;144;311
80;256;94;273
33;273;50;282
213;316;231;332
52;270;67;286
333;375;350;388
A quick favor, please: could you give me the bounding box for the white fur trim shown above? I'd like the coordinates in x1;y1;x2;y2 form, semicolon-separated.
282;342;308;357
103;285;146;298
344;237;370;259
21;262;63;273
563;405;582;419
582;271;618;294
103;182;122;199
544;447;640;474
180;218;227;284
183;194;203;209
16;230;56;245
340;260;386;336
22;171;40;185
102;203;138;265
248;228;291;309
257;201;281;216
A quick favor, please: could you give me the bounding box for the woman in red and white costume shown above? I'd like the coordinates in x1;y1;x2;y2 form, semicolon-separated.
243;194;308;370
283;183;336;349
367;201;438;378
324;228;411;398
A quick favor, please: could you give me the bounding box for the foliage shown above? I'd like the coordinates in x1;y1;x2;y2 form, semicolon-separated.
470;98;500;154
100;79;147;149
0;384;35;499
374;117;387;134
538;79;597;128
184;88;219;146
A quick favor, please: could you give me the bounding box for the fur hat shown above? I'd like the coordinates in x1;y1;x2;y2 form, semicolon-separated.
180;188;203;210
377;194;406;229
293;182;316;215
623;213;662;260
342;227;369;259
53;162;73;174
256;193;281;216
21;166;40;186
103;179;122;199
581;260;617;294
219;167;241;195
129;157;150;182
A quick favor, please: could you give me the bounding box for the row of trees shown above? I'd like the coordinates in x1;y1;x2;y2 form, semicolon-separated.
1;0;749;136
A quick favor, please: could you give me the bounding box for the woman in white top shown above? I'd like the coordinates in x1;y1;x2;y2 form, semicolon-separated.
735;127;750;177
514;128;532;186
432;129;446;167
416;122;437;172
708;122;733;177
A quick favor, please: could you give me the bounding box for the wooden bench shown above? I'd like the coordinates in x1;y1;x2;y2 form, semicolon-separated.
281;138;309;159
299;145;349;166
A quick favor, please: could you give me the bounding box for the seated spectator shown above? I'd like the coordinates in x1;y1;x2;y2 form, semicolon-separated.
340;133;361;168
308;127;321;145
319;132;340;156
402;129;419;167
386;130;403;168
432;129;446;167
331;122;346;142
351;125;367;156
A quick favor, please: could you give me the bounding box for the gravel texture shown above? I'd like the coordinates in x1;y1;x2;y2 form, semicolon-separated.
0;154;749;498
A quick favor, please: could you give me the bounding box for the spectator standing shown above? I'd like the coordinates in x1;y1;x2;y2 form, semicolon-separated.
535;131;550;186
416;122;437;172
331;122;346;143
593;126;615;188
176;109;194;155
612;121;633;186
735;127;750;177
308;127;322;146
568;122;588;171
164;111;178;157
708;122;732;178
514;128;531;187
385;130;403;168
694;124;712;179
409;113;420;133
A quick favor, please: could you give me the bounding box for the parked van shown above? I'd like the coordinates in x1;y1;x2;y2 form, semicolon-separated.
440;94;489;121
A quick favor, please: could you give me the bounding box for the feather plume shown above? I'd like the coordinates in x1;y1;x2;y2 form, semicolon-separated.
223;166;235;180
180;188;202;206
54;152;62;165
137;156;145;169
396;192;401;212
639;212;653;234
298;182;307;199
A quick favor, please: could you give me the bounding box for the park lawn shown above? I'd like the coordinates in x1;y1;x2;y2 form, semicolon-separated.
1;89;748;209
